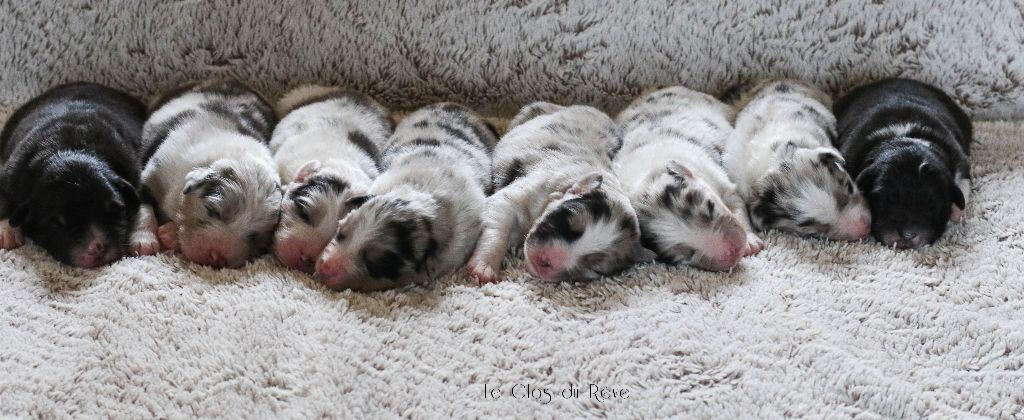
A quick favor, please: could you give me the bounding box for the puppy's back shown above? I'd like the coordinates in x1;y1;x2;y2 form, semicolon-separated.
2;82;146;161
835;78;971;154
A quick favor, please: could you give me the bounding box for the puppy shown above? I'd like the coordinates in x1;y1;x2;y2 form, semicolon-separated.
467;102;649;283
725;80;871;241
132;80;282;268
270;86;392;273
615;87;763;271
0;82;146;267
315;103;497;291
834;78;972;248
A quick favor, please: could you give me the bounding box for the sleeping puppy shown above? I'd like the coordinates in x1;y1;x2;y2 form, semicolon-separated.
0;82;146;267
270;86;392;273
725;80;871;241
834;78;972;249
315;103;497;291
132;80;282;268
467;102;649;283
616;86;762;272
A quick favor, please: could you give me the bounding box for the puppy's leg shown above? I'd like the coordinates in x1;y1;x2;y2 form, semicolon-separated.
725;190;764;256
467;181;536;284
951;174;970;223
130;204;160;256
157;222;178;251
0;219;24;250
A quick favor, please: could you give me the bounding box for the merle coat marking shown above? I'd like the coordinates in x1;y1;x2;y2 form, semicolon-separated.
316;103;497;291
132;80;282;268
468;102;649;283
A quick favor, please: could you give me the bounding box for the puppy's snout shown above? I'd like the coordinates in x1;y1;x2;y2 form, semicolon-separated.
86;240;107;256
838;212;872;241
526;246;569;279
895;230;922;249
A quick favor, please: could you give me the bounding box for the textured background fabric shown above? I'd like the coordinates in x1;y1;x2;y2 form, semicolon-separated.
1;119;1022;418
2;1;1024;418
0;0;1023;118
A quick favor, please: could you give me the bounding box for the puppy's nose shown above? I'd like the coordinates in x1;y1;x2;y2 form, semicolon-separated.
895;230;920;249
87;241;107;256
208;251;226;267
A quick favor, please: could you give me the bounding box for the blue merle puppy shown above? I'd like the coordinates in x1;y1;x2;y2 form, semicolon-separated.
616;86;763;272
132;80;282;268
270;86;392;273
315;103;498;291
725;80;872;241
467;102;650;283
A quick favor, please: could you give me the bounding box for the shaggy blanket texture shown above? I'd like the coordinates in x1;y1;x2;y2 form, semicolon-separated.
1;1;1023;118
2;1;1024;418
0;120;1022;418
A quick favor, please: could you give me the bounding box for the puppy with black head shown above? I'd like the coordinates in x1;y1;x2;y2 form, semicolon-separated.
0;82;145;267
132;80;282;268
271;86;392;273
834;78;972;249
725;80;872;241
315;103;498;291
467;102;650;284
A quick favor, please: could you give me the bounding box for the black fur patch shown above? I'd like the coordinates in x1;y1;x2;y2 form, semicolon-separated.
348;130;381;165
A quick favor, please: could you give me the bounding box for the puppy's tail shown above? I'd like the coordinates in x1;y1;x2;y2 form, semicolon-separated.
275;85;343;117
508;101;566;130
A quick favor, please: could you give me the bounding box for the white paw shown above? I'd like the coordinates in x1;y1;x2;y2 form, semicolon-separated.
0;220;24;250
744;233;765;256
467;258;501;284
130;230;160;256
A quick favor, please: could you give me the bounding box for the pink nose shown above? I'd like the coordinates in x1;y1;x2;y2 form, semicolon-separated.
86;240;107;256
316;254;343;279
842;215;871;241
527;246;568;279
206;251;226;268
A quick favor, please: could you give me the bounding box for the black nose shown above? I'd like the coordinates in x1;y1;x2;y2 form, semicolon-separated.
894;230;919;249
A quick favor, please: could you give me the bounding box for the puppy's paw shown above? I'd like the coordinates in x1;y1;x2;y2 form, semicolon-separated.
950;205;966;224
130;230;160;256
468;259;501;284
157;222;178;251
0;220;24;250
744;233;765;256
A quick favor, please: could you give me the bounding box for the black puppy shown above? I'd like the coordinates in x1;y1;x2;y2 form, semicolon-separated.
834;78;971;249
0;83;146;267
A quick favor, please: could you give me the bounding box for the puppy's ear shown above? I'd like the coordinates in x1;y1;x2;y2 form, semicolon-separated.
113;178;140;211
666;160;693;180
854;166;879;193
182;167;217;195
345;194;373;208
816;148;845;166
294;160;322;183
566;172;603;196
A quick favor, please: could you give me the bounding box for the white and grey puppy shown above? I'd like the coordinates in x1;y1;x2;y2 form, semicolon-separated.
131;80;282;268
467;102;649;284
315;103;498;291
724;80;871;241
616;86;763;272
270;86;392;273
